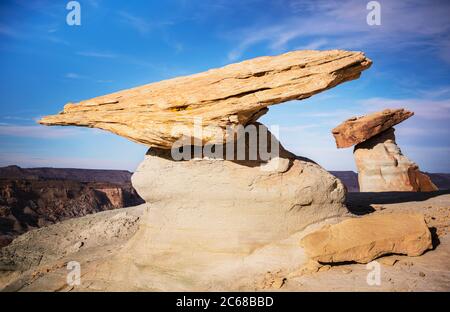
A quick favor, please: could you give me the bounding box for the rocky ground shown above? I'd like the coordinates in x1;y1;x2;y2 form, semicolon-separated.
281;235;450;292
0;205;145;290
267;191;450;292
0;191;448;292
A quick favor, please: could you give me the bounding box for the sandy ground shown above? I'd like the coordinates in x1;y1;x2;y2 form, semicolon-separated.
0;192;449;292
259;191;450;291
282;236;450;291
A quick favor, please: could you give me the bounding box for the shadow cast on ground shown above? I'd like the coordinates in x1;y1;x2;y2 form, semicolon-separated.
345;190;450;215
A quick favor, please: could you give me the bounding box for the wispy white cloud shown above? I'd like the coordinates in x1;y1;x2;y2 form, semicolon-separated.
118;11;152;34
0;152;140;171
64;72;114;84
295;109;360;120
395;126;449;137
64;72;85;79
279;124;319;133
86;0;101;8
0;24;24;39
13;0;60;18
2;116;34;121
360;98;450;120
437;38;450;65
43;35;70;45
295;38;329;50
0;22;70;46
118;10;175;36
77;51;118;58
418;86;450;99
171;41;184;53
226;0;450;62
0;125;82;138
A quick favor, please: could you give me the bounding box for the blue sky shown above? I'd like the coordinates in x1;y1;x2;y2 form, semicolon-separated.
0;0;449;172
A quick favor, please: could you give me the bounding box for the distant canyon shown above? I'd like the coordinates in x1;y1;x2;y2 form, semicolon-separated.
0;166;144;247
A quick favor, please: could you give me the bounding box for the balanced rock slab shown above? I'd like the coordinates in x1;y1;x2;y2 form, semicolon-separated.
332;109;413;148
39;50;371;148
300;213;433;264
354;128;438;192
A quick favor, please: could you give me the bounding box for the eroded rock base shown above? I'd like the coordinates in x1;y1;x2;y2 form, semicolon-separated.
354;128;438;192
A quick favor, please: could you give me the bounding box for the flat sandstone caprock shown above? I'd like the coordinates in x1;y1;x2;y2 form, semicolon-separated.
39;50;371;148
332;108;413;148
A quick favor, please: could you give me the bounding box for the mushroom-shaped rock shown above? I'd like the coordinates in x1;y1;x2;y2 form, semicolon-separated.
39;50;371;148
30;50;373;289
332;109;438;192
332;108;413;148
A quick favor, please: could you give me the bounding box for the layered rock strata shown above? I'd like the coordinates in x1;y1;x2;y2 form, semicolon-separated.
332;109;438;192
354;128;438;192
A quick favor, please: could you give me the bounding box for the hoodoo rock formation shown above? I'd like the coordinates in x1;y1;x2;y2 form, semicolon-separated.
354;128;438;192
332;109;438;192
1;50;373;290
1;50;447;292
